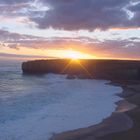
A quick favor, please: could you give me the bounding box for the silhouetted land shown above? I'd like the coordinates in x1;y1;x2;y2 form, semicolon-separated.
22;59;140;80
22;59;140;140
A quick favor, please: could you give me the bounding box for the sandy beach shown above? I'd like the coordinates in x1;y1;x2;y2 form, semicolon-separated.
50;80;140;140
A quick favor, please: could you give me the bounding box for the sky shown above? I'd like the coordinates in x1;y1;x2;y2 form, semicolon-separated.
0;0;140;60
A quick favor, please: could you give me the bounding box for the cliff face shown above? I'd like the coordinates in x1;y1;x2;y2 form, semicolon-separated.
22;59;140;80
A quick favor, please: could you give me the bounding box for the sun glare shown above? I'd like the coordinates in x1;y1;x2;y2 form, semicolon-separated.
66;51;82;59
62;50;94;59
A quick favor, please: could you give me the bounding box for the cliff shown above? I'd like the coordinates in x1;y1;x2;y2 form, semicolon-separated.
22;59;140;80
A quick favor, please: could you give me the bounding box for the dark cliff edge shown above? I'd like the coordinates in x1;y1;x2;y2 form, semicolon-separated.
22;59;140;80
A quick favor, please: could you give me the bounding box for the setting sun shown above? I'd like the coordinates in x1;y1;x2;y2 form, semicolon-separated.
66;50;87;59
49;50;95;59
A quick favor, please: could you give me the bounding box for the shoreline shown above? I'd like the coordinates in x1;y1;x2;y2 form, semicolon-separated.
50;80;140;140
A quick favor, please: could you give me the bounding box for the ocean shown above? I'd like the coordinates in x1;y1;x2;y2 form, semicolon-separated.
0;60;122;140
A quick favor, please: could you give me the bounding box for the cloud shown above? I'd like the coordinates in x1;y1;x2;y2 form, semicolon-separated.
87;39;140;59
29;0;140;30
0;0;31;5
0;0;48;20
0;29;140;59
0;29;41;41
0;52;47;59
1;0;140;31
128;2;140;26
0;1;139;60
0;29;45;49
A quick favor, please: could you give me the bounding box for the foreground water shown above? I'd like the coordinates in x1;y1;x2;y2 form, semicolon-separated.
0;60;122;140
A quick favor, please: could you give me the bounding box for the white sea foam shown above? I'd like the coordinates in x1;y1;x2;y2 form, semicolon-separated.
0;73;123;140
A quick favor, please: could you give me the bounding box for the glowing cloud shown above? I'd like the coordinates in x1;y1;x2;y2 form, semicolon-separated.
46;50;95;59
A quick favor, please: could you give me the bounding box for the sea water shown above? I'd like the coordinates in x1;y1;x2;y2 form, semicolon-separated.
0;60;122;140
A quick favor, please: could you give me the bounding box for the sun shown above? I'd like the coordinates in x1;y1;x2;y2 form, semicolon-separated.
67;51;82;60
64;50;95;60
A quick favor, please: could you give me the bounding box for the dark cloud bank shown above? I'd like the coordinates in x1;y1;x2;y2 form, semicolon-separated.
31;0;140;30
0;0;140;30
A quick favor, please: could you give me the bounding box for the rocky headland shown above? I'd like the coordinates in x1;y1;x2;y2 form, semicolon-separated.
22;59;140;80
